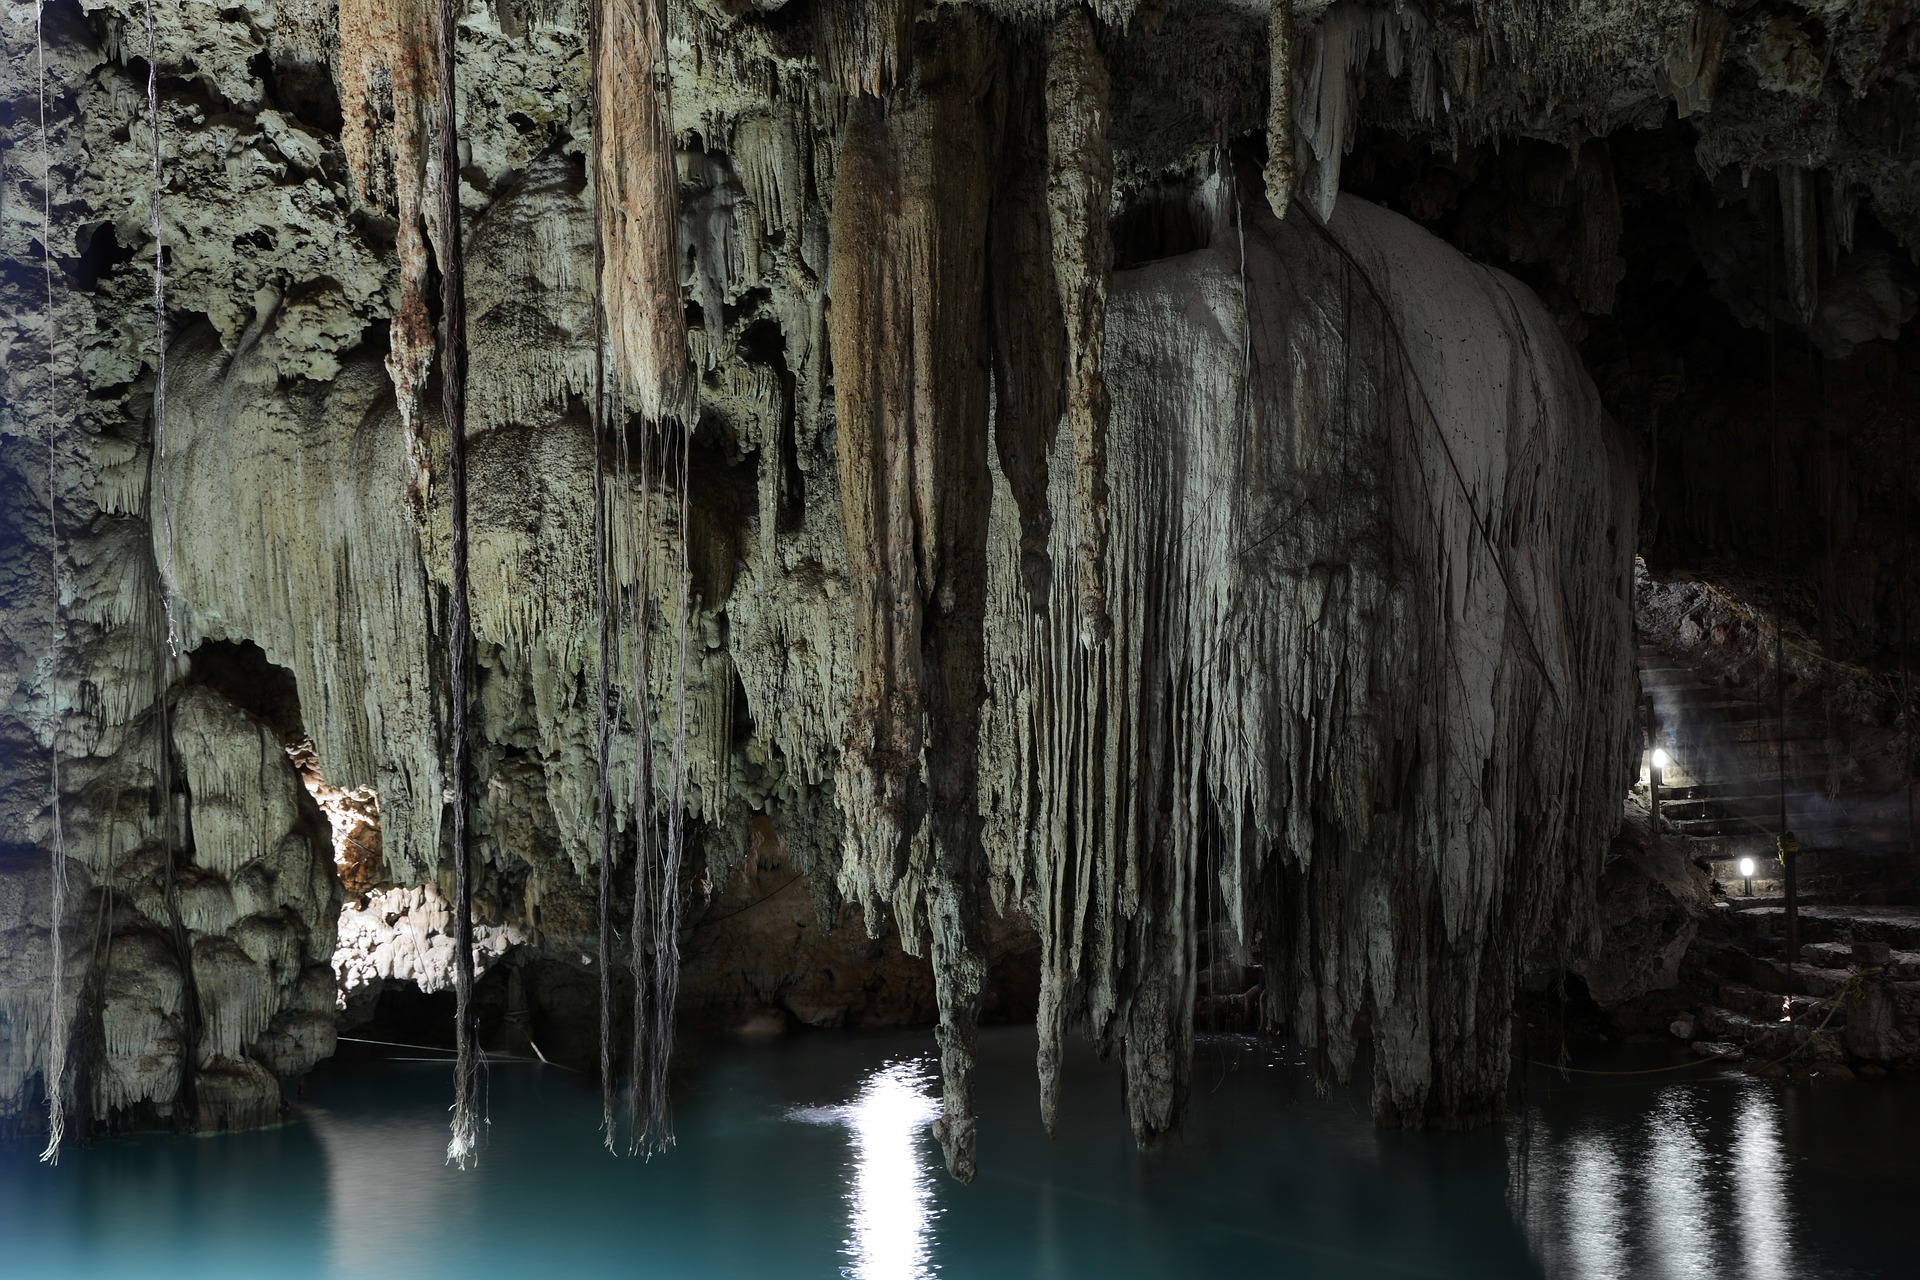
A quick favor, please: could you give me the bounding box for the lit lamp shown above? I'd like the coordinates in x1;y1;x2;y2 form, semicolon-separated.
1739;856;1755;897
1650;747;1671;785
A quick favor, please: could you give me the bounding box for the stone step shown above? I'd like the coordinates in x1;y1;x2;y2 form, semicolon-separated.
1735;955;1856;998
1694;1005;1848;1063
1739;905;1920;951
1715;979;1791;1022
1799;940;1920;978
1785;994;1847;1029
1713;980;1845;1026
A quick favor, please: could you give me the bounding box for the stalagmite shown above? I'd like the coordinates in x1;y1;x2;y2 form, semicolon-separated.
828;14;1001;1179
1264;0;1295;217
434;0;481;1171
34;0;69;1168
335;0;439;487
597;0;692;426
1045;7;1115;649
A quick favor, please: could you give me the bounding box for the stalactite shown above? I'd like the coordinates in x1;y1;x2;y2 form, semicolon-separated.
1778;164;1818;326
586;0;697;1159
335;0;439;490
1264;0;1295;217
434;0;481;1171
813;0;920;97
1572;145;1622;315
597;0;692;426
985;41;1062;618
1295;2;1434;222
1655;3;1731;118
828;13;1001;1180
1045;6;1115;650
34;0;70;1168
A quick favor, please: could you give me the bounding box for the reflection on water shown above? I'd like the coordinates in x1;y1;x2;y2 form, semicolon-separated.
1732;1089;1792;1280
4;1031;1917;1278
1514;1079;1800;1280
1558;1133;1628;1279
793;1057;944;1280
309;1094;463;1277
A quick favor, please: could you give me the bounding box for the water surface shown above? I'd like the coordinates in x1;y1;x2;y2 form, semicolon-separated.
3;1028;1913;1278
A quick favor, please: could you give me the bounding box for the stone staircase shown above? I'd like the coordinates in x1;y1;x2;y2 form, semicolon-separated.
1678;904;1920;1075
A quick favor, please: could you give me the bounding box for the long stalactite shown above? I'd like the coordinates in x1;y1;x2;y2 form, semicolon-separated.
1044;5;1115;650
828;10;1001;1180
336;0;439;495
597;0;692;428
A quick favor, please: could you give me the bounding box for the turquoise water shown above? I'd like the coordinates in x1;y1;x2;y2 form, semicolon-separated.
3;1027;1915;1278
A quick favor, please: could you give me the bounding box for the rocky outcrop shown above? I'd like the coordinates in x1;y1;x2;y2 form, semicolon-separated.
1575;798;1712;1008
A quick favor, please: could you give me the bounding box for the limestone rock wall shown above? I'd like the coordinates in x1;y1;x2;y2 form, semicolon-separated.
10;0;1902;1157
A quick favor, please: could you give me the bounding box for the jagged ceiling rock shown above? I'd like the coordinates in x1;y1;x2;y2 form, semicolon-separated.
0;0;1909;1161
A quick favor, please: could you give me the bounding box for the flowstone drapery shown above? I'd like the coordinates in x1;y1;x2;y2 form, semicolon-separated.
980;174;1636;1137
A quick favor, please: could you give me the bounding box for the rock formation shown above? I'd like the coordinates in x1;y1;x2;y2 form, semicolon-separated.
1;0;1912;1179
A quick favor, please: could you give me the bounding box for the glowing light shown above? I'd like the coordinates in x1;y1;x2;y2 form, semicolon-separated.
792;1058;943;1280
1739;857;1756;879
1651;748;1671;771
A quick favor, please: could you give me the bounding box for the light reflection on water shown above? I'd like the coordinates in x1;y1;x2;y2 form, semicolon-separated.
1514;1080;1800;1280
4;1030;1916;1278
792;1057;944;1280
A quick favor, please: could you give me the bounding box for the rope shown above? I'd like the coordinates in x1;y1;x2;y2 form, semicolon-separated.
143;0;177;659
1768;189;1799;966
34;0;70;1168
1303;211;1567;714
588;0;619;1157
1901;404;1913;864
693;872;805;929
434;0;481;1171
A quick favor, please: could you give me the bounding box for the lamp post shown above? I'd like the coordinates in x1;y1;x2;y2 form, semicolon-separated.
1739;856;1755;898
